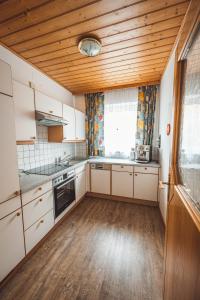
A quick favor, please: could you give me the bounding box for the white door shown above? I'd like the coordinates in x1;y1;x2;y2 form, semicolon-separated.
0;94;20;203
134;173;158;202
35;90;62;117
76;171;86;202
0;209;25;281
63;104;76;140
75;109;85;140
112;171;133;198
0;59;12;96
91;169;110;194
159;50;175;222
13;81;36;142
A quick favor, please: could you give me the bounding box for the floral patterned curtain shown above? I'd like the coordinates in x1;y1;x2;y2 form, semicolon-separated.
136;85;158;145
85;92;105;156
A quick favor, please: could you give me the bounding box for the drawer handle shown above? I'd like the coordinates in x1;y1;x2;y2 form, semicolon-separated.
40;220;44;224
135;174;138;176
49;110;53;113
129;173;132;176
38;187;42;191
39;198;43;202
121;166;124;168
14;190;20;196
16;212;21;216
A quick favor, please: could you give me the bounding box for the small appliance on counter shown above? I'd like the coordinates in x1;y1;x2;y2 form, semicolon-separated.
135;145;151;163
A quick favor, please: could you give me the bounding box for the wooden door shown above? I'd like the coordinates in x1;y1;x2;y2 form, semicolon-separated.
164;6;200;299
0;94;20;203
13;80;36;142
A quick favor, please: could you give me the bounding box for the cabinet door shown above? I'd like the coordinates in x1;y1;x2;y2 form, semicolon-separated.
0;59;12;96
13;81;36;142
0;209;25;281
75;110;85;140
91;169;110;194
112;171;133;198
76;171;86;202
0;94;20;203
63;104;76;140
134;173;158;201
35;90;62;117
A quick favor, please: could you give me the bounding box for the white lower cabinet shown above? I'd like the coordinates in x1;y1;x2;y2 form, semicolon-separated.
76;171;86;202
0;209;25;281
25;209;54;254
112;171;133;198
91;169;110;194
23;190;53;230
134;173;158;201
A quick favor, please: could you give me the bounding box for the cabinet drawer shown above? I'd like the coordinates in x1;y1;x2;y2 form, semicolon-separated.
134;166;158;174
22;181;52;205
25;209;54;254
112;164;133;172
23;190;53;230
0;196;21;220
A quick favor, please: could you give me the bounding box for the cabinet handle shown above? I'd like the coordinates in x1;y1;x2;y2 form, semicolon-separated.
31;136;36;140
14;190;20;196
135;174;138;176
39;198;43;202
121;165;124;168
40;220;44;223
129;173;132;176
38;187;42;191
49;110;53;114
16;212;21;216
145;167;147;170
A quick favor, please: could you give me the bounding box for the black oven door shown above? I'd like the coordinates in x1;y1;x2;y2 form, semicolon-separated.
54;177;75;218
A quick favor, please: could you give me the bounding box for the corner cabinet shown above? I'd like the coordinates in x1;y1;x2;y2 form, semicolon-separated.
13;81;36;143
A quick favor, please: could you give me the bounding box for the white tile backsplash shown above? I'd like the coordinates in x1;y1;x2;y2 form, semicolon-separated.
17;125;75;170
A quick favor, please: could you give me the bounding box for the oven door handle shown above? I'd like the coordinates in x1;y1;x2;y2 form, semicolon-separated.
55;177;75;190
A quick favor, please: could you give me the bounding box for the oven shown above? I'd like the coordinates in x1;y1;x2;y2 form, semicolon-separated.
53;169;75;219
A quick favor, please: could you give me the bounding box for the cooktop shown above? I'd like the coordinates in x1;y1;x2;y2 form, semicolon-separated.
26;163;68;176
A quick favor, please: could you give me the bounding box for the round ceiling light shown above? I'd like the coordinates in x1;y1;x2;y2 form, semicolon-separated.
78;37;102;57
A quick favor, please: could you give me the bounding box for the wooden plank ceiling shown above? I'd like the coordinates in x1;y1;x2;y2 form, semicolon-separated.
0;0;189;94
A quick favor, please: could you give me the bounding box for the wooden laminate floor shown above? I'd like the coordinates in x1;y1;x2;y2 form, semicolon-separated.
0;197;165;300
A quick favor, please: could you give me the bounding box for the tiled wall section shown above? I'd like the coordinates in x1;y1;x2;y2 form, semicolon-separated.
17;126;86;171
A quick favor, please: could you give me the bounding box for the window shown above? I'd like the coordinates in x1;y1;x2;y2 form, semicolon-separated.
104;88;138;158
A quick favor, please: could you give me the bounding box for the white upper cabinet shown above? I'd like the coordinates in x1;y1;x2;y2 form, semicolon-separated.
13;81;36;142
75;109;85;140
0;93;20;203
63;104;76;140
35;90;62;117
0;59;12;96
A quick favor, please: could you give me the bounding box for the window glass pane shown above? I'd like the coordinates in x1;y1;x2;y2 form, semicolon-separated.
104;88;138;157
178;27;200;212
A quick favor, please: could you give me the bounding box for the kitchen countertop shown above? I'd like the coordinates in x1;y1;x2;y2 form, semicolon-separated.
19;157;160;194
88;157;160;168
19;159;88;194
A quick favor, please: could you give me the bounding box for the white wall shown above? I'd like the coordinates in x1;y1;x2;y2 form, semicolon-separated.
159;49;175;224
74;94;85;113
0;45;73;106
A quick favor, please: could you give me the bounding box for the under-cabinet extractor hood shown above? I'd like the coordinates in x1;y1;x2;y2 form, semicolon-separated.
35;111;68;127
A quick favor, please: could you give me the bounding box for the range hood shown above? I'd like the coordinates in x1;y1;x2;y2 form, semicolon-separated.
35;111;69;127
